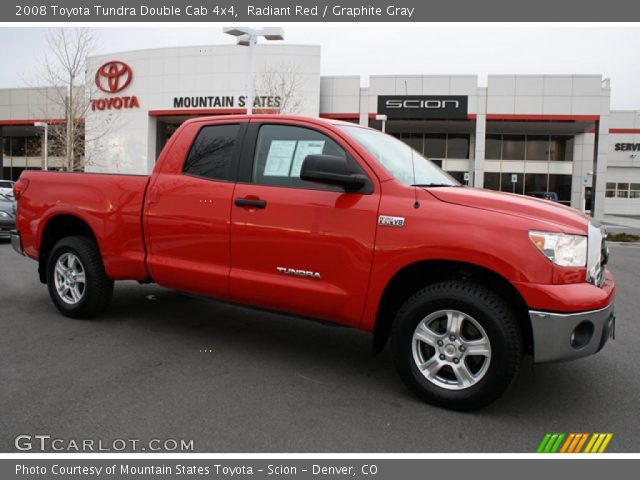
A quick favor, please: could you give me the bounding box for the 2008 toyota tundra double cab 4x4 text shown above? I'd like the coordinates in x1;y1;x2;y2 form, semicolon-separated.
11;115;615;410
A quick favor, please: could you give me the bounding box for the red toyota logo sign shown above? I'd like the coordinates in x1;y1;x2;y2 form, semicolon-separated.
95;61;133;94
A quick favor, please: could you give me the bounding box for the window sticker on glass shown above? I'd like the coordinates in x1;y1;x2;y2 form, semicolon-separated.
290;140;325;177
264;140;297;176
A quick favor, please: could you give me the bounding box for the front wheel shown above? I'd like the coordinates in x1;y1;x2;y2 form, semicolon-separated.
47;236;113;319
391;281;522;410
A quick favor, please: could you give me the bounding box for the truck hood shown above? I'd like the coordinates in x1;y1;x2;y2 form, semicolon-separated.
426;187;589;234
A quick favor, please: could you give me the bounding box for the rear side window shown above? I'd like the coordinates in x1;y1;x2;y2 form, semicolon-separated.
183;124;240;181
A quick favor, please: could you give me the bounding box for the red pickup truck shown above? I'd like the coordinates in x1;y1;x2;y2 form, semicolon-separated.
11;115;615;410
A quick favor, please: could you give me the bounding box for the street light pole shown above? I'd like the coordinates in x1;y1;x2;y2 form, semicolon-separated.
34;122;48;171
375;114;388;133
223;27;285;115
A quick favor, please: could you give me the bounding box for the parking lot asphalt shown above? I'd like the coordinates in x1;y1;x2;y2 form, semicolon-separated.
1;240;638;453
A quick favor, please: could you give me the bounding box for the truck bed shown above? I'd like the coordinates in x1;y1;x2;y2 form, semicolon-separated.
16;171;150;281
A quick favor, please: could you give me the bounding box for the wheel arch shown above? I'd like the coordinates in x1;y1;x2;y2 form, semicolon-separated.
373;260;532;355
38;214;98;284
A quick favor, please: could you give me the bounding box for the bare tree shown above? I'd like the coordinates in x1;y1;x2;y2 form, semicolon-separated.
254;62;306;114
32;28;125;171
35;28;97;171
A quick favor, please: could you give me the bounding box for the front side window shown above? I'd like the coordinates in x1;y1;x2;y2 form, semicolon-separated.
340;125;457;187
183;124;240;181
252;124;363;190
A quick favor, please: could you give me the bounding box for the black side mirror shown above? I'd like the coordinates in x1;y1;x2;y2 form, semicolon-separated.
300;155;368;192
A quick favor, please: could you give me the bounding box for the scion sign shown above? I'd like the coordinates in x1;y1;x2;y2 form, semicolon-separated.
378;95;468;119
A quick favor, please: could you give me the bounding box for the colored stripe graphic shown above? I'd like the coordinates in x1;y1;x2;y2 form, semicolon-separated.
584;433;614;453
538;433;613;453
560;433;588;453
537;433;565;453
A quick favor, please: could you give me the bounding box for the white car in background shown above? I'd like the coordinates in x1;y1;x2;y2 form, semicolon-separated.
0;180;15;200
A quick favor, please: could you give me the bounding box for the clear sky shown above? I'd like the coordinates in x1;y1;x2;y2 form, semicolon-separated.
1;25;640;109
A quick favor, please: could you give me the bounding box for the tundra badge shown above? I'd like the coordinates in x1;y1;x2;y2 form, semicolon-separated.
276;267;322;280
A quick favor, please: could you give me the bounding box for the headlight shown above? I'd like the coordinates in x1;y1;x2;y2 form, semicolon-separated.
529;231;587;267
0;211;10;218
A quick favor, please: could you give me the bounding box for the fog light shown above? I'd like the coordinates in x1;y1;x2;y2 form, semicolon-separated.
570;321;594;349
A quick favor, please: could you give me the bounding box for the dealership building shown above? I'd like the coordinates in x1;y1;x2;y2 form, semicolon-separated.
1;43;639;219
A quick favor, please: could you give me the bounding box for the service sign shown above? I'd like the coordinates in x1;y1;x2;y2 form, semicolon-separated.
377;95;468;119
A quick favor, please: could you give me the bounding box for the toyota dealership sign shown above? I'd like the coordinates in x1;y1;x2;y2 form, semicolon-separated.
91;61;140;111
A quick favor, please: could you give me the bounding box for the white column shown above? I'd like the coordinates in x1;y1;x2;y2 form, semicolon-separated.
473;114;486;187
359;87;369;127
472;87;487;188
592;85;611;221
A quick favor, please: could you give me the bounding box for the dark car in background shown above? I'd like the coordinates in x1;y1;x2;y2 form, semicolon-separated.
526;191;559;202
0;193;16;238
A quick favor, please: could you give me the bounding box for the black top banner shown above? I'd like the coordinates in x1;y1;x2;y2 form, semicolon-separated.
5;0;640;22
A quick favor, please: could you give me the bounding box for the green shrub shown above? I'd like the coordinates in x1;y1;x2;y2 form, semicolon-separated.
607;232;640;242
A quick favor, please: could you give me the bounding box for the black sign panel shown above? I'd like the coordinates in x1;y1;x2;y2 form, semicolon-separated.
377;95;468;119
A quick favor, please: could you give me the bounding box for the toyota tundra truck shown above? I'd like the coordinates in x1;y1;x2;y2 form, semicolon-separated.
10;115;615;410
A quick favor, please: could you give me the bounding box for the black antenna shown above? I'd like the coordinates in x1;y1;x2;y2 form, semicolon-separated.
411;147;420;209
405;80;419;208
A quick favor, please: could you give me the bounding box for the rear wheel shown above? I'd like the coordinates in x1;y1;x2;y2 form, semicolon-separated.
391;281;522;410
47;236;113;319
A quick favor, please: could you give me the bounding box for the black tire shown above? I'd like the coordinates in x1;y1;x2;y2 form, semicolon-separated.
391;281;522;410
46;236;113;319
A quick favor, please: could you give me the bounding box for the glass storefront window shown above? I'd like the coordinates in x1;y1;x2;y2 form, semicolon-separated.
502;135;525;160
485;135;502;160
500;172;524;194
548;174;572;204
484;134;574;161
447;134;470;159
10;137;25;156
550;135;572;161
526;135;549;160
447;171;467;184
424;134;446;158
525;173;548;194
49;134;65;157
484;172;500;191
401;133;424;155
2;137;9;156
26;136;40;156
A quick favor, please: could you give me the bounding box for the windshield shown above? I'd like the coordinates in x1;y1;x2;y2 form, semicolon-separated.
339;125;459;187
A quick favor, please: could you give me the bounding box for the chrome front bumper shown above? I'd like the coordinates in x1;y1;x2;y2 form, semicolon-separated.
530;303;615;363
10;230;24;255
